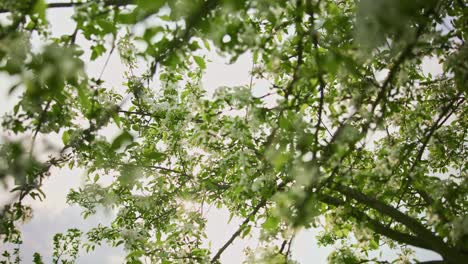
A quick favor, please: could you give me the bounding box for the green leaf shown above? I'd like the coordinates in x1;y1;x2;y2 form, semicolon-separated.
91;44;106;60
33;0;47;21
127;249;144;259
97;19;116;34
62;130;71;145
369;239;379;250
33;252;44;264
111;131;133;150
262;216;280;231
13;103;20;114
136;0;166;12
241;225;251;238
144;151;167;162
112;112;121;128
203;39;211;51
193;56;206;69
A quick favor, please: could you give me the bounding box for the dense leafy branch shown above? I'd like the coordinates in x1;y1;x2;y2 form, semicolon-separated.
0;0;135;14
1;0;467;263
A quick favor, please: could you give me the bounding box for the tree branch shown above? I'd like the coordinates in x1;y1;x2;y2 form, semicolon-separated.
30;100;52;155
411;94;465;175
317;193;432;250
306;0;326;161
210;181;287;263
210;199;266;263
395;94;465;222
330;183;466;263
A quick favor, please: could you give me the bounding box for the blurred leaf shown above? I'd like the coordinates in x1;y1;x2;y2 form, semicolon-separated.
111;131;133;150
193;56;206;69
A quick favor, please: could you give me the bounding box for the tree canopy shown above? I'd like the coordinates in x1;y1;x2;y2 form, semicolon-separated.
0;0;467;263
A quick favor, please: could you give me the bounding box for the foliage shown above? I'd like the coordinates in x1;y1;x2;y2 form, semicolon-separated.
52;229;83;264
0;0;467;263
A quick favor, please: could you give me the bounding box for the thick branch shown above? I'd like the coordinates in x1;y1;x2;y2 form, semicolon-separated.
317;193;432;250
331;183;466;263
333;183;432;238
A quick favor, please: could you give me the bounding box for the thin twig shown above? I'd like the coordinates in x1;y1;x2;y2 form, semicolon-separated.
29;100;52;155
210;200;266;263
98;37;117;80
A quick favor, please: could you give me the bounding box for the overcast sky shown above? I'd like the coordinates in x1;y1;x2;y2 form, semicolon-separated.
0;3;445;263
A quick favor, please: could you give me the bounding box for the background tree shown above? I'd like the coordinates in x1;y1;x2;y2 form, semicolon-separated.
0;0;467;263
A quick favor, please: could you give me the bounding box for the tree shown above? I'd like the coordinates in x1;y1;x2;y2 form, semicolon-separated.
0;0;466;263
